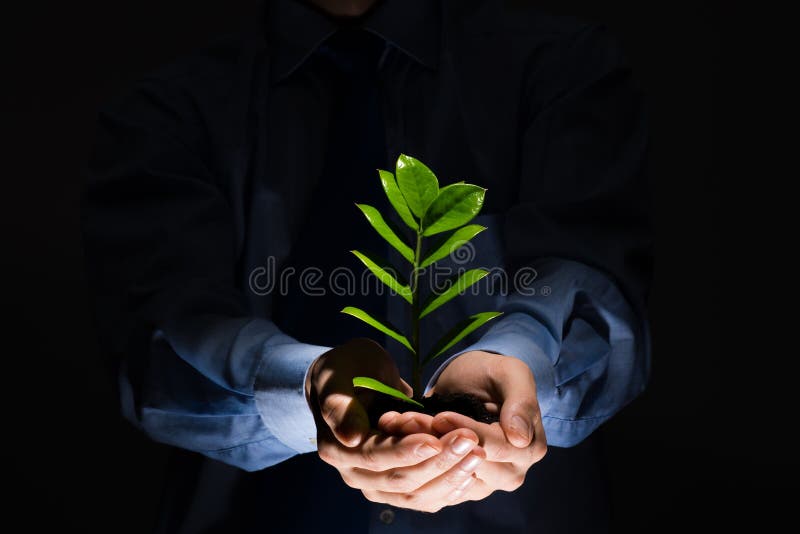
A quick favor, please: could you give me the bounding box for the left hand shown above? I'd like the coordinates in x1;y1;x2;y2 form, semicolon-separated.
425;351;547;495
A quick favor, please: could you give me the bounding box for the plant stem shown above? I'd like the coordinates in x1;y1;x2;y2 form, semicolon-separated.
410;230;423;395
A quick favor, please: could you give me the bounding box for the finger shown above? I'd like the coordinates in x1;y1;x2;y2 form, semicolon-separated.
530;406;548;462
345;429;481;493
318;430;442;471
432;411;528;465
433;411;547;468
446;475;496;506
428;412;534;491
472;460;527;492
315;356;373;446
364;446;487;513
494;366;539;448
314;338;404;447
317;389;370;447
377;410;436;436
398;377;414;398
361;476;493;511
459;477;495;503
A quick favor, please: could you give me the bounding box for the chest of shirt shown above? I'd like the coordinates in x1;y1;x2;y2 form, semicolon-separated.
245;54;519;253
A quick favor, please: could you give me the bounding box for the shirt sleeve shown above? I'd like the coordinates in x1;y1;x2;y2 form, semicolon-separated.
83;76;323;472
428;24;652;447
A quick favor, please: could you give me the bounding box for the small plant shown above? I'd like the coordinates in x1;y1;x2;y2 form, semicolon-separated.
343;154;502;414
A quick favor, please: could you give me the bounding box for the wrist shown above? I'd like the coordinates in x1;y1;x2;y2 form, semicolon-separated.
304;352;325;411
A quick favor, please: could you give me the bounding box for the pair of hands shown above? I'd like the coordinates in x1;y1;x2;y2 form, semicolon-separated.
305;338;547;513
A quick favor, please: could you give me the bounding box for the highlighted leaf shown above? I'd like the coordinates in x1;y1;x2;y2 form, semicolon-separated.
341;307;414;353
420;224;486;268
353;376;424;408
396;154;439;219
422;184;486;236
356;204;414;263
423;312;503;364
351;250;412;303
379;169;419;231
419;269;490;319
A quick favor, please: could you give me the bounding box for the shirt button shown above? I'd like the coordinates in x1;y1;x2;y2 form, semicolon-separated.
379;508;395;525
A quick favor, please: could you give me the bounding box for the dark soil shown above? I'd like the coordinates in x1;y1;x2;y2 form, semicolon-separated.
365;392;499;428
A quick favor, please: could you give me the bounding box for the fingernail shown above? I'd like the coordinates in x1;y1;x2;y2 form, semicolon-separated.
451;437;476;455
342;431;362;447
460;454;483;472
511;415;531;441
415;443;440;459
340;421;363;441
448;476;476;502
457;475;476;490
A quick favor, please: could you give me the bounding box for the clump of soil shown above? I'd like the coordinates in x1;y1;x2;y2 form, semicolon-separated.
366;392;499;427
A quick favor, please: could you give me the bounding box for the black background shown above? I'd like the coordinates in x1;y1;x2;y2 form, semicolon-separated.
8;1;725;531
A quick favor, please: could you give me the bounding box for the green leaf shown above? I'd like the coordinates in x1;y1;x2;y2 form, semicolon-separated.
420;224;487;268
395;154;439;219
351;250;413;303
423;312;503;364
422;184;486;236
419;268;490;319
341;307;414;353
353;376;424;408
379;169;419;231
356;204;414;263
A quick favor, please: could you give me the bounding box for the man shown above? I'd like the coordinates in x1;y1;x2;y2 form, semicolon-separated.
83;0;651;531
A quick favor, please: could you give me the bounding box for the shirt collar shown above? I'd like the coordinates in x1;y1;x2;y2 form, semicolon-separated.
265;0;440;83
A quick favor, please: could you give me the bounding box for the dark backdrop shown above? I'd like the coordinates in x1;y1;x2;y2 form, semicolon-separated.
9;1;723;531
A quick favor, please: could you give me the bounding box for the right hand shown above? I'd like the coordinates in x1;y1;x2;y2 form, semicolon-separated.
306;338;488;513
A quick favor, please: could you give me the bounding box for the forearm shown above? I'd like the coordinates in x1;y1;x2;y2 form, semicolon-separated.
119;312;327;471
83;79;327;470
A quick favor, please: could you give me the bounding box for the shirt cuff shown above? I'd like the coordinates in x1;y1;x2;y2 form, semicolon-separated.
253;338;330;454
425;312;559;416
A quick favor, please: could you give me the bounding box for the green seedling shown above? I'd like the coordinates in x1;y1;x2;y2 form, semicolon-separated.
344;154;502;405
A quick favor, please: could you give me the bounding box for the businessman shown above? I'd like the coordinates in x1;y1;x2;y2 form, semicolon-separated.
83;0;651;531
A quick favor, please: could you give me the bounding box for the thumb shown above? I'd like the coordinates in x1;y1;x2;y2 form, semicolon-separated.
397;377;414;398
497;367;539;448
318;389;370;447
